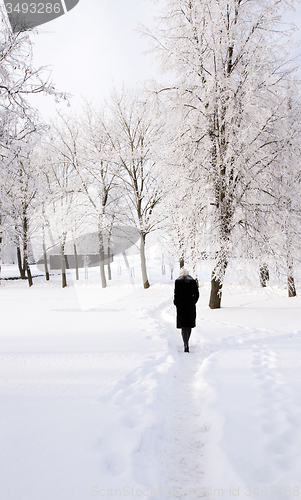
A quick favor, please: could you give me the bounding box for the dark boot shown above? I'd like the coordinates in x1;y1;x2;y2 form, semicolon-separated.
181;328;191;352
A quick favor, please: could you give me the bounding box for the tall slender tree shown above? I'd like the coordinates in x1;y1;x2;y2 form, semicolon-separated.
103;87;165;288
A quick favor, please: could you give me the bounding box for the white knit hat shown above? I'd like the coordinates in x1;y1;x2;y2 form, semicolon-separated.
179;268;189;276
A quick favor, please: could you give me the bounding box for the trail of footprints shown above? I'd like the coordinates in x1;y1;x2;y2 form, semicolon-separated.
251;346;297;472
98;298;301;493
162;349;206;497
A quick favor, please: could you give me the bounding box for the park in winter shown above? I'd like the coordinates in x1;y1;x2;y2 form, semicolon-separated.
1;0;301;499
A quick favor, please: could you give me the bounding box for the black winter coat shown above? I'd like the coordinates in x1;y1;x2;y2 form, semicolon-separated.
173;275;199;328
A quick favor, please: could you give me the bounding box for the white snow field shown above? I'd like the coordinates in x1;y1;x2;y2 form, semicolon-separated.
1;264;301;500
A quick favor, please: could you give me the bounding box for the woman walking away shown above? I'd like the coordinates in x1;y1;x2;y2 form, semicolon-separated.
173;268;199;352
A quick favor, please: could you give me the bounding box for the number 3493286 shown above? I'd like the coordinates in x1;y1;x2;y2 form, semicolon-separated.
5;3;61;14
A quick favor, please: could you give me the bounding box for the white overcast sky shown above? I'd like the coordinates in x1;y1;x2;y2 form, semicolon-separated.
28;0;161;119
21;0;301;119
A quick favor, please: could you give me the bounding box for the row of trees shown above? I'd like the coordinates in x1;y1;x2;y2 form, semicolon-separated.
1;0;301;308
0;6;66;285
1;88;166;289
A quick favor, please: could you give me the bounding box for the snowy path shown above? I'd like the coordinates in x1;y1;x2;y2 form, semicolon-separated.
151;289;301;498
136;298;208;498
1;279;301;499
156;339;206;497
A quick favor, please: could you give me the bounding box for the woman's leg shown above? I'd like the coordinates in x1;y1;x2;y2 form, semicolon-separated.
181;328;190;352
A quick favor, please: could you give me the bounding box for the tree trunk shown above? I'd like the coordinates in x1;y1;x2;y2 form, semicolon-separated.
260;264;269;287
60;243;67;288
140;233;150;289
209;260;228;309
85;261;89;280
209;275;223;309
17;246;26;279
43;242;50;281
107;245;112;280
26;264;33;287
74;243;79;281
179;255;185;268
288;258;297;297
98;231;107;288
162;254;166;275
22;214;32;287
122;251;130;268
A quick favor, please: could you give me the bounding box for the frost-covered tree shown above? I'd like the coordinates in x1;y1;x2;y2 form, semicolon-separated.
0;7;66;278
103;87;165;288
79;105;121;287
0;8;65;147
1;140;41;285
44;109;120;288
160;185;205;276
262;81;301;297
145;0;300;307
38;139;80;288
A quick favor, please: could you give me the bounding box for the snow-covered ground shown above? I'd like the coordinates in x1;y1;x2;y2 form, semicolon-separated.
1;262;301;500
